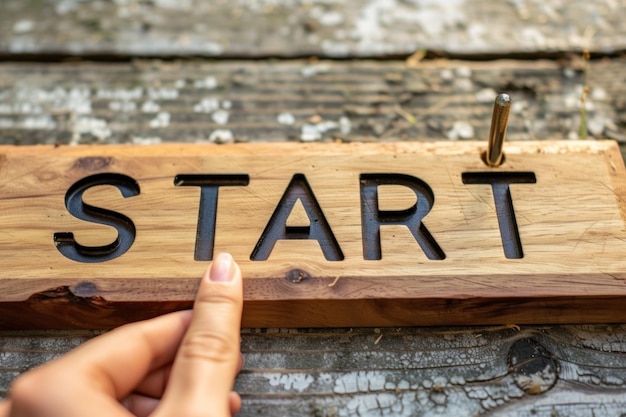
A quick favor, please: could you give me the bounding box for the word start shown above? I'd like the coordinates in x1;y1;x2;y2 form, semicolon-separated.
53;171;536;263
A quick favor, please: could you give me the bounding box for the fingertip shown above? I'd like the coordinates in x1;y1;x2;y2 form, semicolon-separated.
204;253;242;285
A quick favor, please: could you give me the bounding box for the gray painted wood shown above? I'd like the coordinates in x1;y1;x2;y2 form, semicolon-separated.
2;326;626;416
1;59;623;147
1;0;625;58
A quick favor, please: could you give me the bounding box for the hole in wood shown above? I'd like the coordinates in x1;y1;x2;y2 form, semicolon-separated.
480;150;506;167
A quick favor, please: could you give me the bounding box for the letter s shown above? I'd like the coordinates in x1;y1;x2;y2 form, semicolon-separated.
54;173;139;263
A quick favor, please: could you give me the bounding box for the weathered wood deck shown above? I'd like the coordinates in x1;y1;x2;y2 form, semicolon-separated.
1;0;624;57
2;1;626;415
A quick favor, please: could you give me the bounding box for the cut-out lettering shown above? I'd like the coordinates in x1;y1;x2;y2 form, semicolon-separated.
251;174;343;261
174;174;250;261
54;173;139;263
360;173;445;260
462;171;537;259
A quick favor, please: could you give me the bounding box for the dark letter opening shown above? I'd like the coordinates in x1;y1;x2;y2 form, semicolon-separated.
174;174;250;261
251;174;343;261
462;171;536;259
54;173;139;263
360;173;444;260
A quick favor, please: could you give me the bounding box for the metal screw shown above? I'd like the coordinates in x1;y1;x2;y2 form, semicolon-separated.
487;93;511;167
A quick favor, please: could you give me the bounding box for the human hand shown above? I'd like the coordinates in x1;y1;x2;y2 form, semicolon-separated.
0;252;244;417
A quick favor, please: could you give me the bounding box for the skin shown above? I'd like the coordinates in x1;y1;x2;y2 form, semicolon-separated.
0;252;244;417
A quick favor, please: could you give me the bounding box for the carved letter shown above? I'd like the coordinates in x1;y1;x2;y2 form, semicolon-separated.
360;173;444;260
175;174;250;261
251;174;343;261
462;172;536;259
54;173;139;263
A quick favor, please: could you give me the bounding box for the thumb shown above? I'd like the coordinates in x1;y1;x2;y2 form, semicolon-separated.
154;253;243;417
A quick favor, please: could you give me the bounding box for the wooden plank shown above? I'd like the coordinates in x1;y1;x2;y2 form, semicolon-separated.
1;140;626;328
2;325;626;416
1;59;624;146
1;0;624;58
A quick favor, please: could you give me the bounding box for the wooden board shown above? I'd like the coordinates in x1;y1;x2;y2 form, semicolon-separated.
1;140;626;328
1;0;623;58
4;325;626;417
1;59;623;147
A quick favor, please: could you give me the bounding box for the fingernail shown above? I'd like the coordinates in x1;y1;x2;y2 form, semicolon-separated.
209;252;235;282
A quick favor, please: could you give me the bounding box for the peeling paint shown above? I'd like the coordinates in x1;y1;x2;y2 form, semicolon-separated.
333;371;387;394
301;64;330;78
194;98;220;113
109;101;137;112
339;116;352;134
447;121;474;140
147;88;178;100
194;76;219;89
141;100;161;113
131;136;162;144
212;109;229;125
0;103;43;114
71;116;111;144
15;87;92;115
208;129;234;144
13;20;34;34
475;88;497;103
97;87;143;101
277;112;296;125
149;112;171;129
0;116;56;130
266;373;315;393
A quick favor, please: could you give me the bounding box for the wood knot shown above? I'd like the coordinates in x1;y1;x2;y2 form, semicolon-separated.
28;286;106;306
73;156;113;171
72;281;98;297
286;269;311;284
508;338;558;395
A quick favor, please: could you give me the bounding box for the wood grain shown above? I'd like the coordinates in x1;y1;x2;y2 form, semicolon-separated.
1;141;626;328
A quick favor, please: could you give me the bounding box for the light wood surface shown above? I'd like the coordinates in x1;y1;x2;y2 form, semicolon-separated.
1;140;626;328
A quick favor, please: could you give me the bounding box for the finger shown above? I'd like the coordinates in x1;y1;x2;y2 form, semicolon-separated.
133;353;243;398
7;309;192;417
9;372;134;417
133;364;172;398
70;310;193;399
122;394;159;417
229;391;242;415
6;310;193;417
121;391;241;417
155;252;243;417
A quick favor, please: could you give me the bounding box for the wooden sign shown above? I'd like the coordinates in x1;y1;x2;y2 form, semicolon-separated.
1;141;626;329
